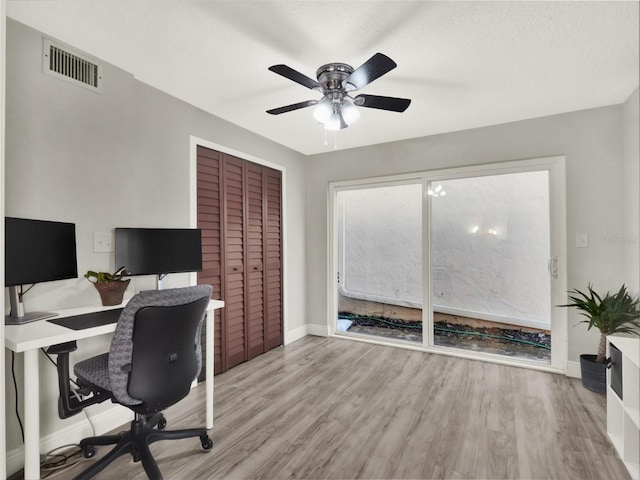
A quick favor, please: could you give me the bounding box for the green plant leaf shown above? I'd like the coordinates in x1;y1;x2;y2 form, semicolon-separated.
84;267;130;283
560;283;640;337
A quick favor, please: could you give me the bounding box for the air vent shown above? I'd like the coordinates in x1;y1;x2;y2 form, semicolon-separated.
43;39;103;93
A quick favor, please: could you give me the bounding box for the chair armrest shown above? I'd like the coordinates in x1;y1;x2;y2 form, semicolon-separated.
47;342;111;419
47;341;78;355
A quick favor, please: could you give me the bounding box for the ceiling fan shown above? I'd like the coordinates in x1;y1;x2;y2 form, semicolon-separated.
266;53;411;130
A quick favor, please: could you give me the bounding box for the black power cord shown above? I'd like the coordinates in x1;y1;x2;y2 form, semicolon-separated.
11;351;25;443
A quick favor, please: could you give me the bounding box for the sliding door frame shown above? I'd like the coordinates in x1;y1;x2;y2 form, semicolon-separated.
328;155;567;373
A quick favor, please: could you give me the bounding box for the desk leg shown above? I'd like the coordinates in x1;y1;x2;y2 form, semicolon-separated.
23;349;40;480
206;310;214;429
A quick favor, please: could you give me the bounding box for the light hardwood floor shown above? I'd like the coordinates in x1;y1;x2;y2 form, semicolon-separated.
45;336;630;479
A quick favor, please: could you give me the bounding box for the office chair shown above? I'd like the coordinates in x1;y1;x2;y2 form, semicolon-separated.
48;285;214;480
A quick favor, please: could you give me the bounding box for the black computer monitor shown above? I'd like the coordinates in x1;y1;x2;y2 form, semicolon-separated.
115;227;202;289
5;217;78;324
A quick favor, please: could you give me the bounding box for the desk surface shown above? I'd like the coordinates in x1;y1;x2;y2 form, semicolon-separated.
5;299;225;352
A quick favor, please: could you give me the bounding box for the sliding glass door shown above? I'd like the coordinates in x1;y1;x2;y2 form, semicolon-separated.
428;172;552;364
336;183;423;344
330;157;567;371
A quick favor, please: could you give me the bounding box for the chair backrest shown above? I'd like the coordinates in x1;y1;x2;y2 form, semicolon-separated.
108;285;212;412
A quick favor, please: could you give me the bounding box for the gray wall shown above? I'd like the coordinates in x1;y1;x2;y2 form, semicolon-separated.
623;87;640;292
306;100;638;364
4;19;306;455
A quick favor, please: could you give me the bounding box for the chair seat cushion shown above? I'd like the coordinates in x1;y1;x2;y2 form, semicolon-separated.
74;353;111;391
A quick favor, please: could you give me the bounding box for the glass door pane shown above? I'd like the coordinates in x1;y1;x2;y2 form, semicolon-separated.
336;184;423;344
429;171;551;363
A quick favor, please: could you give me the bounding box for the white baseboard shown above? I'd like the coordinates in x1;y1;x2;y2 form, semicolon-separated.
565;360;581;378
6;405;133;477
307;323;330;337
284;325;309;344
284;324;330;345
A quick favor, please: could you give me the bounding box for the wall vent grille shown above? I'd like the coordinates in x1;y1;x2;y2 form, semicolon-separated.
43;39;103;92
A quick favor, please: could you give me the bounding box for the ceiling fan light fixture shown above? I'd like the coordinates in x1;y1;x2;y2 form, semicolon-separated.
324;111;343;131
341;98;360;125
313;97;333;123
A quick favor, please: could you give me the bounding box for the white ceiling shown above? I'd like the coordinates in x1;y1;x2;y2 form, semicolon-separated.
7;1;640;156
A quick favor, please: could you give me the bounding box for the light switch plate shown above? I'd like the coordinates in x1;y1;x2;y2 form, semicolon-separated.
576;233;589;248
94;231;113;252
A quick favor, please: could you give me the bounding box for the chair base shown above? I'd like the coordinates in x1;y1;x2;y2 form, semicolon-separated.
74;413;213;480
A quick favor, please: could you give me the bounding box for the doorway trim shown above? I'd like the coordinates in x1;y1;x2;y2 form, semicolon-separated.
328;155;567;373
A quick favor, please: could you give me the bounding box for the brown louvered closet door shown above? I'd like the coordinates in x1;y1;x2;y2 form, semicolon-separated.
264;169;283;350
196;146;283;375
196;147;223;377
222;154;247;370
245;163;266;360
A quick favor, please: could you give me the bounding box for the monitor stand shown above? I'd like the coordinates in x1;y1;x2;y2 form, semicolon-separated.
156;273;168;290
4;285;58;325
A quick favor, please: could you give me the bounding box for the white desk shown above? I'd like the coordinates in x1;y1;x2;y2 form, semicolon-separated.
4;299;224;480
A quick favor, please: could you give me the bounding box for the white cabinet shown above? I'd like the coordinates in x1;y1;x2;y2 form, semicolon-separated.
607;335;640;480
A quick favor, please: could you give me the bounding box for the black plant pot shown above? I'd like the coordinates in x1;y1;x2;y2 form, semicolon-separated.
580;354;607;393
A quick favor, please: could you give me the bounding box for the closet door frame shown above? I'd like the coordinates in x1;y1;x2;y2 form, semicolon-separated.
189;136;288;353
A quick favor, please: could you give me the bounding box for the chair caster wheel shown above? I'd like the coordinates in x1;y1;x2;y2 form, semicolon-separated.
200;435;213;451
82;445;97;458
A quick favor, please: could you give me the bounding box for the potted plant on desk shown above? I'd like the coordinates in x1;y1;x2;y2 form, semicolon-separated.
561;284;640;393
85;266;130;306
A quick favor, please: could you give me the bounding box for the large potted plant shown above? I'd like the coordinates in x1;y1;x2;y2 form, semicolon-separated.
562;284;640;393
85;266;130;306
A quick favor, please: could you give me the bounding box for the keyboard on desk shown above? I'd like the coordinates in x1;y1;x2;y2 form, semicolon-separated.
47;308;124;330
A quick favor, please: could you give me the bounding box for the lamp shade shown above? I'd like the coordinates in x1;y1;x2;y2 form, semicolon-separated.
324;112;343;131
341;98;360;125
313;97;333;123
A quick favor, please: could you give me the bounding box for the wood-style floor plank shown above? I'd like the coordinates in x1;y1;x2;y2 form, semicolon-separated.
43;336;630;480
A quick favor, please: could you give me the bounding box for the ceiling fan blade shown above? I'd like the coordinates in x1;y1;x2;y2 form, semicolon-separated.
268;64;322;91
354;94;411;112
343;53;397;91
266;99;318;115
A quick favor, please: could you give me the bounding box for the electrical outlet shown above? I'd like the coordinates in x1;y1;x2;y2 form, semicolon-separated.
94;232;113;252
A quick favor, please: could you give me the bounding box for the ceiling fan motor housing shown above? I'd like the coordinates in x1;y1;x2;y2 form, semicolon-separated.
316;63;354;102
